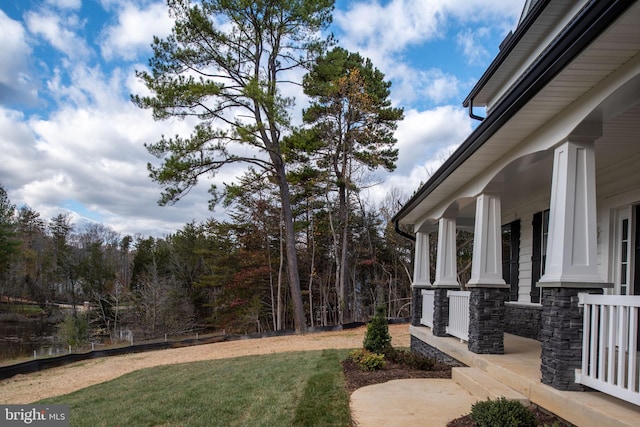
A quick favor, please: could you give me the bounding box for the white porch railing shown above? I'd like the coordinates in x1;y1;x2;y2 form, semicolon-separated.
577;293;640;406
446;290;470;342
421;290;434;328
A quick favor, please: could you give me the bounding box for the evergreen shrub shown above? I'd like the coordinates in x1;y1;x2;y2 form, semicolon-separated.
348;349;386;371
470;397;536;427
363;306;391;354
383;347;435;370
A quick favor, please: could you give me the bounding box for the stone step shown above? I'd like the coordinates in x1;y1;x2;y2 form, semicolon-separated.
452;367;530;405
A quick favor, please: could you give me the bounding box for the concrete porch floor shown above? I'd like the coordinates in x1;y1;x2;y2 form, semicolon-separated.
410;325;640;427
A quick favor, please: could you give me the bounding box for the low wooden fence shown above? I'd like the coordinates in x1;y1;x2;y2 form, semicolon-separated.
577;293;640;406
446;290;470;342
421;290;435;328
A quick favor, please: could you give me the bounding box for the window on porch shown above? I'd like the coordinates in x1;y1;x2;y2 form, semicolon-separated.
502;220;520;301
614;205;640;296
531;209;549;303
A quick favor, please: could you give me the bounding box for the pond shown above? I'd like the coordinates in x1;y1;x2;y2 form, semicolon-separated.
0;319;66;362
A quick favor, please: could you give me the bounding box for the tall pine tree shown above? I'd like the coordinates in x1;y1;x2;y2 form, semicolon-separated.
301;47;403;322
133;0;335;333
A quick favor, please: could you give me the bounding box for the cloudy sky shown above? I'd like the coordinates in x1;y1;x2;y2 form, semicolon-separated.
0;0;524;238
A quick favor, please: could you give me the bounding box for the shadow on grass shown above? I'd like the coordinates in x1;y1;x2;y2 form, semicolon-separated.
293;349;351;426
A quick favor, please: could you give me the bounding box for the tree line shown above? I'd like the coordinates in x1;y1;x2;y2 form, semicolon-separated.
0;181;413;339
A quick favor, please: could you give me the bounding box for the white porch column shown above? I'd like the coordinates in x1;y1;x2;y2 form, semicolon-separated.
468;193;507;286
433;217;459;287
412;231;431;286
539;139;602;285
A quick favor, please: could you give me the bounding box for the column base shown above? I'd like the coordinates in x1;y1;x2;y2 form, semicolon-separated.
540;286;605;391
432;287;457;337
467;287;509;354
410;284;431;326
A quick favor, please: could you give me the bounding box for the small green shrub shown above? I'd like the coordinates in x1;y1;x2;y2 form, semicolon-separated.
357;352;385;371
349;349;385;371
57;314;89;348
383;347;435;370
470;397;536;427
348;349;366;363
363;306;391;354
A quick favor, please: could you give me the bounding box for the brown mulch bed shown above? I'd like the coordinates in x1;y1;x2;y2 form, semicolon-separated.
342;354;575;427
341;356;452;394
446;407;575;427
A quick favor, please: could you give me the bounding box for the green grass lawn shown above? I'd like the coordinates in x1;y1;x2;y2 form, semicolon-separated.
40;349;352;427
0;302;45;316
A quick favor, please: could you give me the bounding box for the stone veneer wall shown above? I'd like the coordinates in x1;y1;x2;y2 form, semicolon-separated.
411;336;465;367
468;287;509;354
432;288;452;336
540;287;603;391
411;286;423;327
504;303;542;341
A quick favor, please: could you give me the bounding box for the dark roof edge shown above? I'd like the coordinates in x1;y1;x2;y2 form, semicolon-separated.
462;0;551;108
393;0;634;225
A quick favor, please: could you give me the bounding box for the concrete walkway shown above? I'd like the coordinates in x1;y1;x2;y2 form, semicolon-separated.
350;378;478;427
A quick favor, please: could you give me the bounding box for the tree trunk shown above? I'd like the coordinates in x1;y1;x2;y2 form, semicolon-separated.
273;164;306;333
267;229;277;331
277;215;284;330
325;188;342;325
308;213;315;329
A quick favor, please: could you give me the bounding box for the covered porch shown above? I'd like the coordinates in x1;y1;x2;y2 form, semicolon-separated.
404;22;640;408
411;325;640;427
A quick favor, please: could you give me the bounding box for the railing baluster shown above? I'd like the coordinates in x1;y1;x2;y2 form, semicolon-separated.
628;306;637;392
577;294;640;406
421;290;434;328
618;306;628;387
608;305;617;384
599;304;607;381
586;303;595;376
445;291;469;342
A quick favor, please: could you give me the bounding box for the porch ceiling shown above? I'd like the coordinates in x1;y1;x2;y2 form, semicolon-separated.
596;102;640;199
401;1;640;226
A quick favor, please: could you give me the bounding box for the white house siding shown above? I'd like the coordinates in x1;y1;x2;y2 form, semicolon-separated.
503;197;550;303
518;217;534;302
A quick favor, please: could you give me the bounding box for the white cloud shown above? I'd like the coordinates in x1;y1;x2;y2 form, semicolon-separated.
362;105;473;206
46;63;132;110
334;1;444;57
0;11;38;105
100;2;173;61
391;66;462;106
15;103;216;237
25;9;91;60
335;0;521;55
0;108;45;188
45;0;82;10
334;0;523;106
394;105;472;173
0;62;217;238
456;26;492;65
